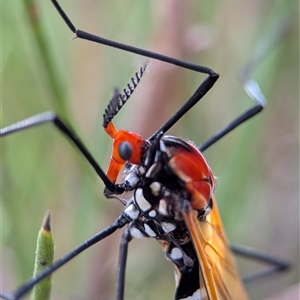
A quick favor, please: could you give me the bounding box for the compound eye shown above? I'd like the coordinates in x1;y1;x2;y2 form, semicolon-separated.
119;141;132;161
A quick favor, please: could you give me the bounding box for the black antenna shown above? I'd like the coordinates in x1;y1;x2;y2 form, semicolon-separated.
103;61;149;128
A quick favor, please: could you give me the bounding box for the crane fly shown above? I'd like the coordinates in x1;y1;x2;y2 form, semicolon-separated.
0;0;290;299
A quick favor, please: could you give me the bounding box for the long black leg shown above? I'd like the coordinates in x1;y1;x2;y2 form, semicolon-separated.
0;215;129;300
50;0;219;141
199;102;263;152
116;228;133;300
51;0;215;74
148;74;218;141
198;61;266;152
0;112;122;193
198;11;290;152
198;66;265;152
230;244;290;284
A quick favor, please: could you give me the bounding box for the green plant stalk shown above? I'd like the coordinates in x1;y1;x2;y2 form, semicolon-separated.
23;0;68;116
31;211;54;300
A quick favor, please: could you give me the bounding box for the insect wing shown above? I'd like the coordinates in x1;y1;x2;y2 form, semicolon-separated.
183;197;248;300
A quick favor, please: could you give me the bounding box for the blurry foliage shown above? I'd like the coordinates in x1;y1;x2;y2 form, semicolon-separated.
1;0;299;299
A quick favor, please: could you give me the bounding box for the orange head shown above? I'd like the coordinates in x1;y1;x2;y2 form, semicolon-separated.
105;122;146;183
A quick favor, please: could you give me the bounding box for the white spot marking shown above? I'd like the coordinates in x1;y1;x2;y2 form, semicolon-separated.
158;199;169;216
135;188;151;211
130;227;145;239
161;222;176;233
144;224;156;237
148;210;156;218
138;166;146;175
124;172;139;187
124;204;139;220
149;181;161;196
170;247;183;260
159;139;167;152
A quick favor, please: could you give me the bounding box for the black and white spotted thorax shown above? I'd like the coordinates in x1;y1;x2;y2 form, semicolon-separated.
116;134;214;297
121;135;213;223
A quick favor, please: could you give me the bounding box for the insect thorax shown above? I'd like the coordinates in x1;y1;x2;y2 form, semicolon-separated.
120;134;213;291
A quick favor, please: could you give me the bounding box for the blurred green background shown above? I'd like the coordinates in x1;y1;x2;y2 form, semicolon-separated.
1;0;299;299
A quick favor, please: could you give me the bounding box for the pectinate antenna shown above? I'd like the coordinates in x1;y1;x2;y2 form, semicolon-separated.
103;61;150;128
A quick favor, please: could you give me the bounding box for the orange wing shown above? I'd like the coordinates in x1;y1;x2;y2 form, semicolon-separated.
183;196;248;300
